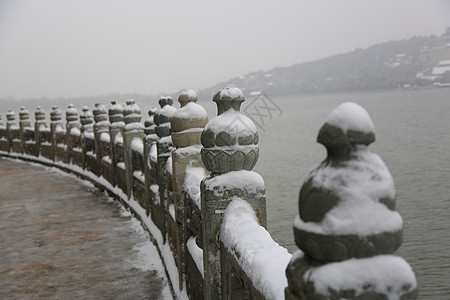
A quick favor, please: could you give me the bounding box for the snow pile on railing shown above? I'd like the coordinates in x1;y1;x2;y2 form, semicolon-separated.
221;198;292;300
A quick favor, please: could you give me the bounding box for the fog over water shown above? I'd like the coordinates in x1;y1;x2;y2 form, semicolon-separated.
0;0;449;99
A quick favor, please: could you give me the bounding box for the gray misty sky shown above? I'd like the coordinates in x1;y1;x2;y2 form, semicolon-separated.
0;0;449;99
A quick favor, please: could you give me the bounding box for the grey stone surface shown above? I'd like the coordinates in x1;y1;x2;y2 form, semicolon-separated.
0;158;165;299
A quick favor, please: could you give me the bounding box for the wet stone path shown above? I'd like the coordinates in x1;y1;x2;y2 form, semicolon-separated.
0;158;167;299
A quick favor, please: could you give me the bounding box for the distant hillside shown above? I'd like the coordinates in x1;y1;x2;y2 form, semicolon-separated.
198;30;450;99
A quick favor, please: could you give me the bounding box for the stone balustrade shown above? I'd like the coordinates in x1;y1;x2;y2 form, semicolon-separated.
0;92;416;300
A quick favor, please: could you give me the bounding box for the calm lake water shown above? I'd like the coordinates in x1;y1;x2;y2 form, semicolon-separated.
2;88;449;298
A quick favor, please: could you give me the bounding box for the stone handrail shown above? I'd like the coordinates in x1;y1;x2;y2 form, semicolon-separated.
0;89;417;300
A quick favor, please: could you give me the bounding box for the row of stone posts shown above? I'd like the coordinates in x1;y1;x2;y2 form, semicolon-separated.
0;89;417;299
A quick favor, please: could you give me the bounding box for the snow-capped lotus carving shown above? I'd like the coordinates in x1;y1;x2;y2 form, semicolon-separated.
19;106;31;126
108;101;124;124
171;90;208;148
285;102;416;300
144;107;157;135
201;87;259;174
80;106;93;127
123;99;142;126
66;104;79;124
295;102;402;262
154;96;176;138
50;106;62;123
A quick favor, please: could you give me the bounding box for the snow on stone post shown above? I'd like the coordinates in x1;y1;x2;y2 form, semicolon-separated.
50;106;63;161
65;104;81;163
153;96;176;240
108;101;125;187
200;87;266;300
34;107;47;157
170;90;209;289
6;109;17;152
90;102;109;176
79;106;94;170
143;107;158;216
123;99;145;199
18;106;32;154
285;102;417;299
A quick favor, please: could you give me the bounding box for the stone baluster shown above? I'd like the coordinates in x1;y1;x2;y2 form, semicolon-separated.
123;99;145;199
34;107;48;157
170;90;209;289
6;109;16;152
92;102;109;176
49;106;63;161
79;106;94;169
200;87;266;300
80;106;94;134
0;114;3;127
143;106;159;216
108;100;125;187
17;106;32;154
66;104;81;163
144;107;157;135
6;109;16;130
285;102;417;299
153;96;177;240
19;106;32;135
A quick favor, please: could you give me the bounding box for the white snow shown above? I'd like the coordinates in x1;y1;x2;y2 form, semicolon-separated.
125;122;144;132
183;166;206;208
204;170;264;196
205;109;257;138
174;144;202;158
180;89;197;100
131;138;144;154
165;155;172;175
159;135;172;145
296;149;402;236
114;133;124;144
70;127;81;136
173;102;208;120
159;105;177;119
150;143;157;162
100;132;110;142
305;255;416;300
219;87;244;99
84;131;94;139
221;198;292;300
150;184;160;204
133;170;145;182
326;102;375;134
186;236;204;277
168;204;175;220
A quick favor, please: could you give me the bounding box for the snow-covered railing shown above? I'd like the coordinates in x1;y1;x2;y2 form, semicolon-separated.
0;90;417;300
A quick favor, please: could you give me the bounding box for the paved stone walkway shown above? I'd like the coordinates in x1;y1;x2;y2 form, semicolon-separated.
0;158;167;299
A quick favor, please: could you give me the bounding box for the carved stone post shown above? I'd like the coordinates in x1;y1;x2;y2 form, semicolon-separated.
123;99;145;199
285;102;417;299
0;114;5;152
108;100;125;187
88;102;108;175
153;96;176;240
144;107;158;215
170;90;208;289
200;87;266;300
49;106;64;161
34;107;47;157
65;104;81;163
6;109;16;152
18;106;32;154
80;106;94;170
